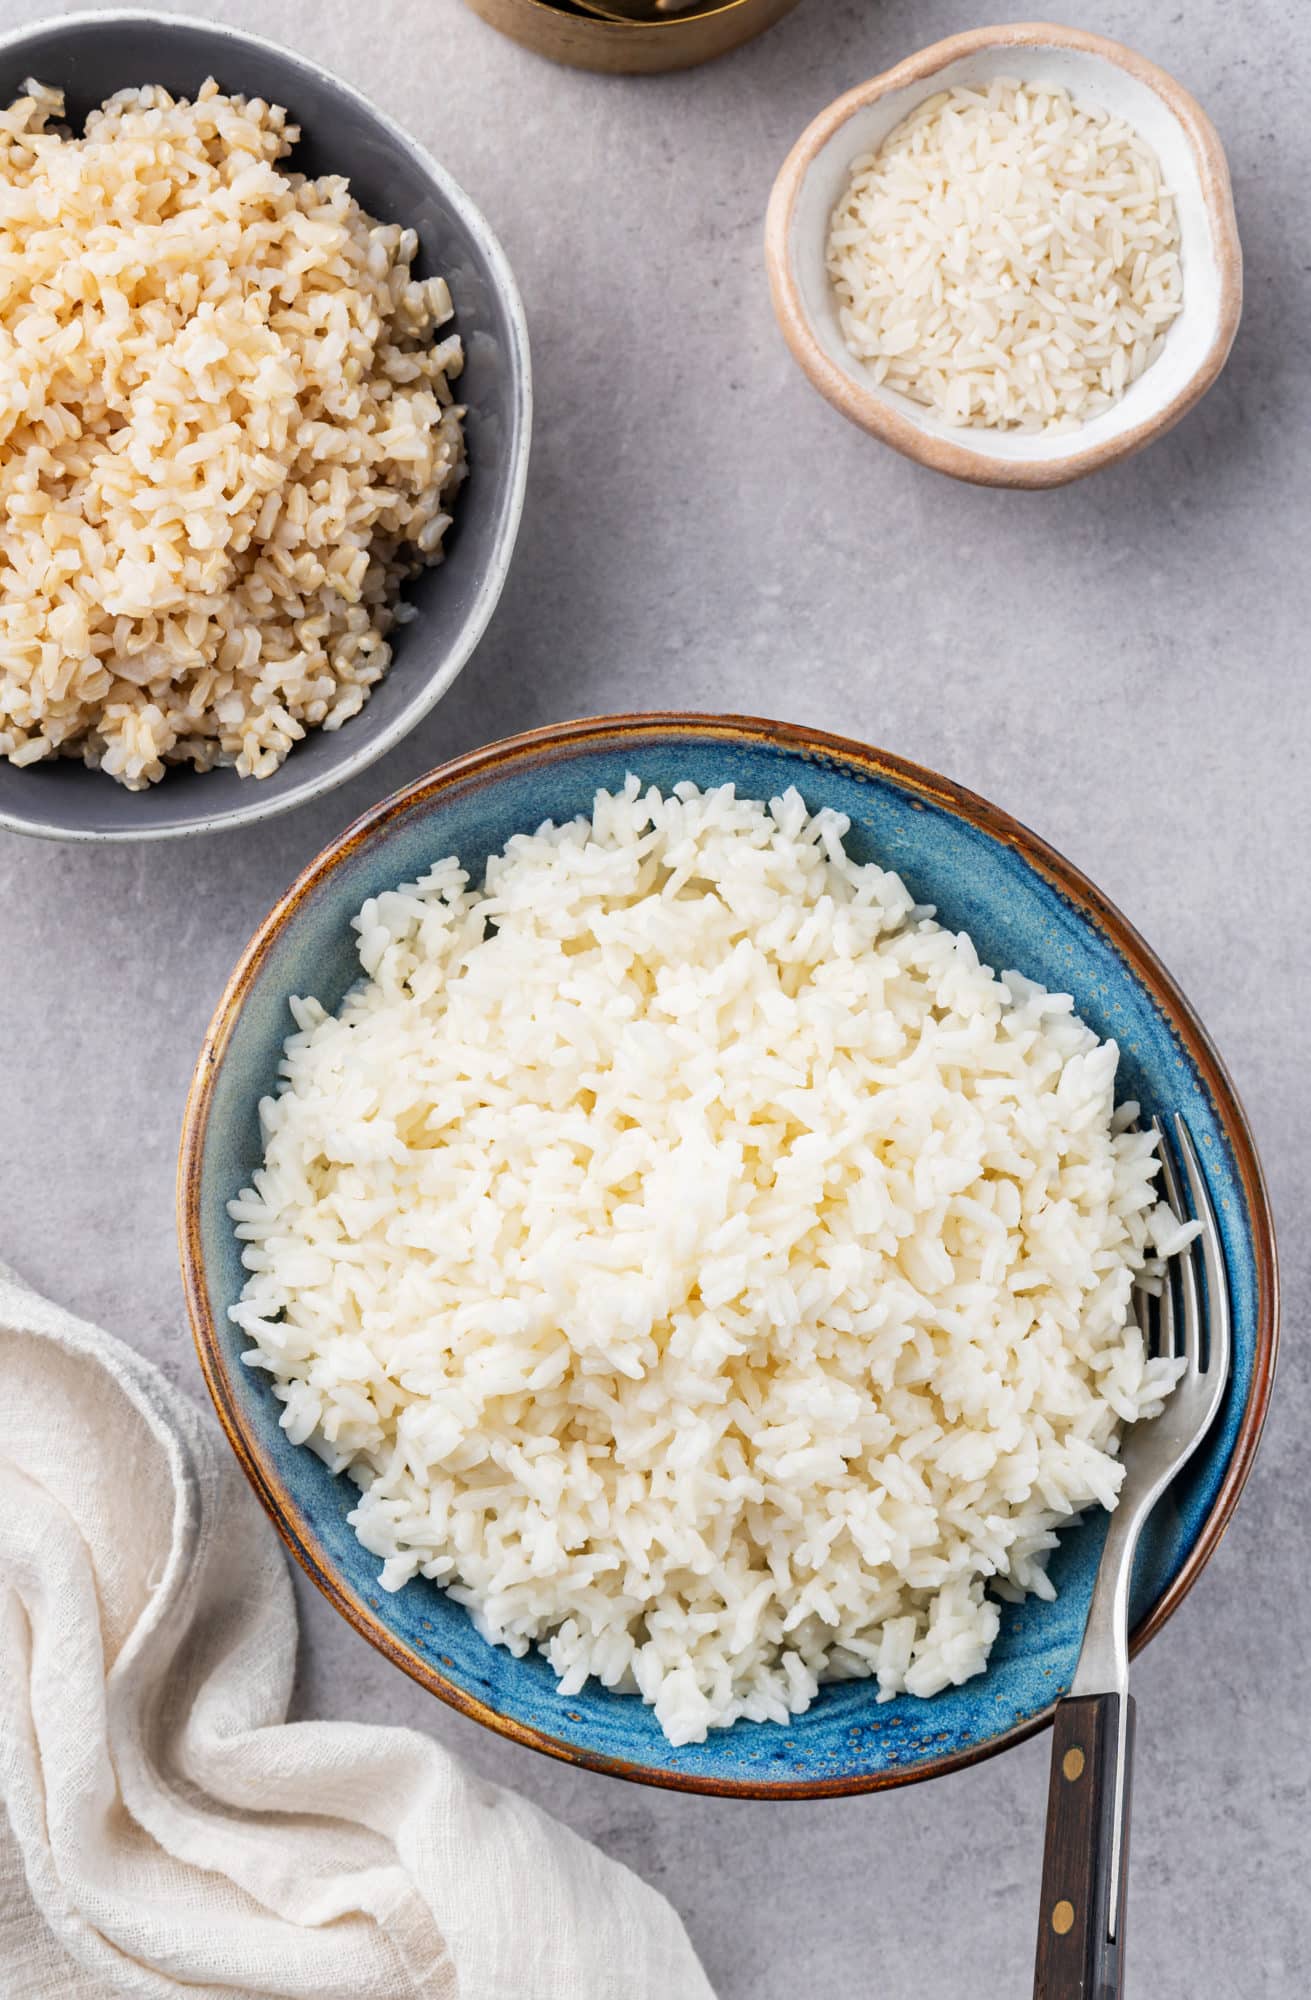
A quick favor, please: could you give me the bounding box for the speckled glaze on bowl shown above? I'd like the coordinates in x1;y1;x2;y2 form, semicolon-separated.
0;11;531;843
179;714;1277;1796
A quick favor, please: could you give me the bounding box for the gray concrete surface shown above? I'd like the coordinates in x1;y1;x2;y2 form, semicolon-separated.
2;1;1306;1993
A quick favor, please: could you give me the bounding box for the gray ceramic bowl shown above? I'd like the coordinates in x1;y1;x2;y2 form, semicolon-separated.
0;11;531;842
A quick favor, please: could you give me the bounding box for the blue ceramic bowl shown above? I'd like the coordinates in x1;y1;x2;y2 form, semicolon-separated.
0;12;530;842
179;715;1277;1795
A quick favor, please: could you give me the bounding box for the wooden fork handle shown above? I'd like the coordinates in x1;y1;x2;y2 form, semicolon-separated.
1034;1693;1136;2000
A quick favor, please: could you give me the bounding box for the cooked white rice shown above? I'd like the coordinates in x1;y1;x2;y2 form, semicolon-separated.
0;78;465;789
827;77;1184;433
231;780;1184;1745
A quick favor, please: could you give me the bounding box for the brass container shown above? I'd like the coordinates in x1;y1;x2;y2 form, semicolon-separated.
572;1;712;19
461;0;801;75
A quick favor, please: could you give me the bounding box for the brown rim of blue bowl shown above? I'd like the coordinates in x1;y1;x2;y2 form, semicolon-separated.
177;711;1279;1798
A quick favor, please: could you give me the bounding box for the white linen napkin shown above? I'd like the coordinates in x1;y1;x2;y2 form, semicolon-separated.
0;1263;713;2000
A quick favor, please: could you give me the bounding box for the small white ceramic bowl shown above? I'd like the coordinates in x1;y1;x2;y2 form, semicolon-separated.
765;23;1243;488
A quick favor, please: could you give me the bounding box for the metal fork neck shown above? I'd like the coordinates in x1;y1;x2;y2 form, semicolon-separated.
1069;1494;1143;1702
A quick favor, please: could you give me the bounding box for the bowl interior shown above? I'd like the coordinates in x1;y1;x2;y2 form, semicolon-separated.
186;722;1268;1792
787;43;1225;469
0;13;528;840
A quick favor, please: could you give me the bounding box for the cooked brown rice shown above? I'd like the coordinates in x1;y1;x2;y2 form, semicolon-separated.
0;78;466;789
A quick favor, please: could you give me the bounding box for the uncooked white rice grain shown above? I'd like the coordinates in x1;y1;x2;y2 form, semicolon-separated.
827;77;1184;433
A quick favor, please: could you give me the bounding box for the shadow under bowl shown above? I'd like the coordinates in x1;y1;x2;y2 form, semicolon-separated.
0;10;531;841
179;713;1277;1795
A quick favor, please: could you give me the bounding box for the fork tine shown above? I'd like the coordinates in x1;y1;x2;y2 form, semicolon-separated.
1152;1114;1185;1218
1132;1279;1159;1359
1173;1115;1232;1384
1157;1266;1177;1361
1154;1115;1199;1373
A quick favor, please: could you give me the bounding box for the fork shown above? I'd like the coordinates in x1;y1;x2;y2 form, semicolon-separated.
1033;1114;1231;2000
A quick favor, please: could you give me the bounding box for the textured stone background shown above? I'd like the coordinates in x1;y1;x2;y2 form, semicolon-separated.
2;2;1306;1993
